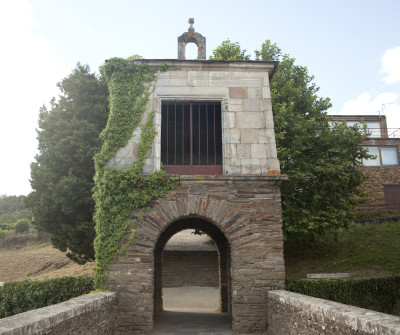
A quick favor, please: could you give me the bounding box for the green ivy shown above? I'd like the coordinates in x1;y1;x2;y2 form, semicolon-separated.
93;58;178;288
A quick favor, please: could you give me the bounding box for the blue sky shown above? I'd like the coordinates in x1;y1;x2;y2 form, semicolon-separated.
1;0;399;195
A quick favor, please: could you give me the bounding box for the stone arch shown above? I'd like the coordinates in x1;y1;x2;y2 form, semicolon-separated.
177;32;206;60
154;216;231;316
106;177;285;334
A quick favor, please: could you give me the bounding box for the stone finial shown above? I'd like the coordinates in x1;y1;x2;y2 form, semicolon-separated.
178;18;206;60
188;18;194;32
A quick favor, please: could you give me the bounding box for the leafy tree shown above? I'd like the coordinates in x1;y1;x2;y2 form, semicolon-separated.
209;39;251;60
213;39;369;240
0;195;26;215
26;64;109;263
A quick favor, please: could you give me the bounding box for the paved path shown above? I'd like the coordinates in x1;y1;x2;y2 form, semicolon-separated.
163;286;219;310
153;310;232;335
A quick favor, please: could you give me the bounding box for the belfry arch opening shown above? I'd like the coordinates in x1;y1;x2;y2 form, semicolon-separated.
154;217;231;317
184;42;198;60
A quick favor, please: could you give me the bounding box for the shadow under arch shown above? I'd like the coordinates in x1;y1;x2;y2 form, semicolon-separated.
154;216;231;318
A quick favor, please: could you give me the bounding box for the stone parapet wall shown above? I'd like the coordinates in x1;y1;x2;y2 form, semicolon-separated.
267;290;400;335
0;292;117;335
163;250;219;287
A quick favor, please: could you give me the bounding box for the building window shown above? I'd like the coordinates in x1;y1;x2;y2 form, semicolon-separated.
161;102;222;175
346;121;381;138
363;146;399;166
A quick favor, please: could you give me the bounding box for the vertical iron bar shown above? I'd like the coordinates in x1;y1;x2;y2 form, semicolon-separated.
174;103;177;165
214;104;216;165
182;104;184;165
190;103;193;166
198;104;200;165
166;104;169;165
206;104;209;165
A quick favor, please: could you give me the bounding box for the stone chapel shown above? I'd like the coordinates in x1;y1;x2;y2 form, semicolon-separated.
105;19;286;334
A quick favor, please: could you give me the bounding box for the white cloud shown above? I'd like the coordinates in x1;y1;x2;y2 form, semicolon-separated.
332;92;400;131
0;0;68;195
381;46;400;84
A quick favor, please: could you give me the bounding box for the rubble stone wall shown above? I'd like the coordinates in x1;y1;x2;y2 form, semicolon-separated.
106;176;285;335
0;292;117;335
267;290;400;335
163;250;219;287
357;166;400;213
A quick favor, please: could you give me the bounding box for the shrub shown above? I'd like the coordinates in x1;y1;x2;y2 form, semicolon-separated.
0;228;12;239
0;276;94;318
15;218;30;234
286;276;400;316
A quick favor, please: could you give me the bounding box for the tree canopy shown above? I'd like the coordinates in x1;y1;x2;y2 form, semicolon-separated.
209;39;251;60
212;39;369;240
26;64;109;263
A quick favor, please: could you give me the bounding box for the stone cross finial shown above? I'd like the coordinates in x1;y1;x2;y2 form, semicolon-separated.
188;18;194;32
178;18;206;60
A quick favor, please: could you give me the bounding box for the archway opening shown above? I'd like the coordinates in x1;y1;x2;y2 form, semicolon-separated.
185;42;198;60
154;217;231;318
162;229;219;311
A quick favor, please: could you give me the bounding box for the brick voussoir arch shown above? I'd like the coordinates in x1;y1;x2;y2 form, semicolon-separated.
145;195;239;244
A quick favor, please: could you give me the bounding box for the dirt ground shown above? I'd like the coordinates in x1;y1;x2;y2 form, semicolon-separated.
0;243;94;282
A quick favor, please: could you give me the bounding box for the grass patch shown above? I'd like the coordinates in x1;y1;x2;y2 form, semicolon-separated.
25;243;49;251
285;222;400;279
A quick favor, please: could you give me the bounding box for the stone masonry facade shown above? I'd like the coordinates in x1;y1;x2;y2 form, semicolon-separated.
163;250;219;287
357;138;400;214
106;176;285;334
107;59;281;176
105;55;286;334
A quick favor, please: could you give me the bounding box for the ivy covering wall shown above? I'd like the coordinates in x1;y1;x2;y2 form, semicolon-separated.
93;58;178;288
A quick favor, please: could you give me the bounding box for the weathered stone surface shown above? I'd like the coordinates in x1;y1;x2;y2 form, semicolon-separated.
241;129;259;144
236;112;265;129
163;250;219;288
106;176;285;334
267;290;400;335
0;293;117;335
107;60;281;176
229;87;248;99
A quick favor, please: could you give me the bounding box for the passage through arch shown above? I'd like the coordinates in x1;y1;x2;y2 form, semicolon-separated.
154;217;231;316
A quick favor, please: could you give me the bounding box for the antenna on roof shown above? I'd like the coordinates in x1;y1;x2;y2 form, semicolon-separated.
379;103;394;116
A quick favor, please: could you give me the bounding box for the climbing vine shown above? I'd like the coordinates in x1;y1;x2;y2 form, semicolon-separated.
93;58;178;288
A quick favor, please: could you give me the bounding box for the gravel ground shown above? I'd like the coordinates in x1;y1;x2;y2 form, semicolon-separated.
163;286;219;311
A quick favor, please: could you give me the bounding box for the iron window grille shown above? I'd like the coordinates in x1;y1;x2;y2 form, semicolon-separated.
161;102;222;175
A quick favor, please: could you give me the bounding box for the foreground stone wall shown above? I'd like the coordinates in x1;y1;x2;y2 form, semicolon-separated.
267;290;400;335
0;292;117;335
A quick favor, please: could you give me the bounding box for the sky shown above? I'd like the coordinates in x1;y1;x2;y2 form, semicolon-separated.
1;0;399;196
